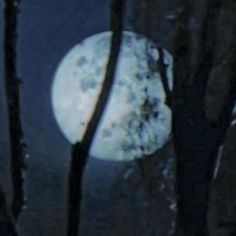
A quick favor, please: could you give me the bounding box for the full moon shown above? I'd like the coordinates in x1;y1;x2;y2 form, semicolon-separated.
51;31;173;161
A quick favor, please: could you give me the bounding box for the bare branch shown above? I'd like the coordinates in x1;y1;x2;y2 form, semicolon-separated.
4;0;27;221
67;1;125;235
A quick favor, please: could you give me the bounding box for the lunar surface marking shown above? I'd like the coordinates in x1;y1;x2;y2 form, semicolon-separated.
52;31;173;161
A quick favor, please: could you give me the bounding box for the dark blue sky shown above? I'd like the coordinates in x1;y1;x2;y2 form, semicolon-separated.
18;0;109;150
17;1;110;235
1;2;176;235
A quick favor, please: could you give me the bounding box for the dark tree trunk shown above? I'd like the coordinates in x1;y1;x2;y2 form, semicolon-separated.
4;0;27;222
0;184;18;236
127;0;236;235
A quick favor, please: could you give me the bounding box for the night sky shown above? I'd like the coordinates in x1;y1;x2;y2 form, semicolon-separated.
17;1;110;235
18;0;109;152
2;1;236;236
0;1;176;235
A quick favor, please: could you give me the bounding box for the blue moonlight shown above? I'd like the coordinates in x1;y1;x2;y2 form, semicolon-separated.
51;31;173;161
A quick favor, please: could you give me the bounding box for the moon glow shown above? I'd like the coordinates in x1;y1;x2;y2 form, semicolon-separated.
51;31;173;161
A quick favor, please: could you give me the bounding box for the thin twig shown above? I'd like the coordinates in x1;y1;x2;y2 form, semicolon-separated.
158;47;172;107
67;1;125;235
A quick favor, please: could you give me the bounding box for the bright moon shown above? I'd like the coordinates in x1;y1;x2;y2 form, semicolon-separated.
51;31;173;161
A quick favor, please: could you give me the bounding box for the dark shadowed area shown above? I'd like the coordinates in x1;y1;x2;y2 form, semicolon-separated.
0;0;12;199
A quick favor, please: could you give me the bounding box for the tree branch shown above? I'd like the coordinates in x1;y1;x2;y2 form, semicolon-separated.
67;1;125;235
4;0;27;221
